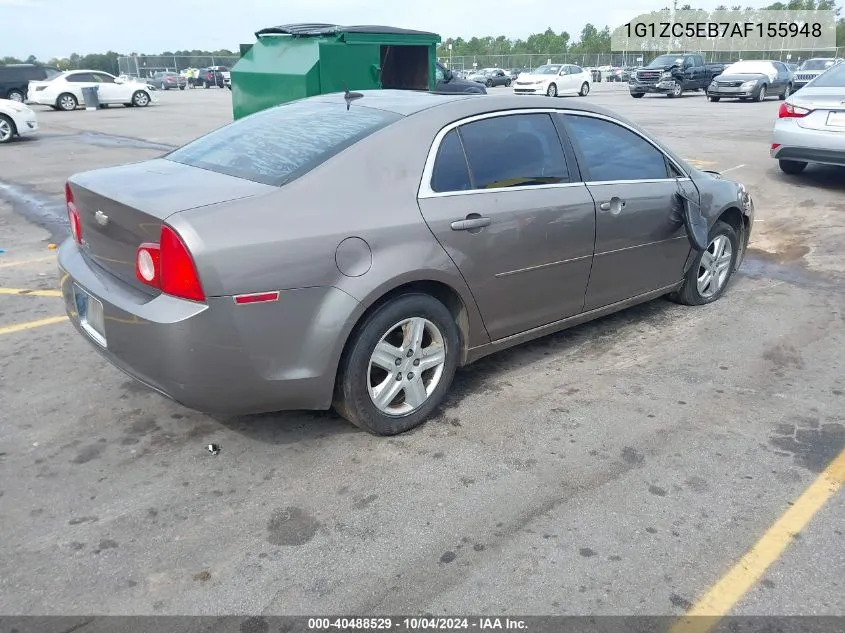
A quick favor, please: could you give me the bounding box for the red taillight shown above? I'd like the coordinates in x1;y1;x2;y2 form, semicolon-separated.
65;182;82;244
771;143;781;151
778;102;810;118
134;225;205;302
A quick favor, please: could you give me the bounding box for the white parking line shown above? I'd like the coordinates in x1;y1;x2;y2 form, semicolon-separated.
720;164;746;173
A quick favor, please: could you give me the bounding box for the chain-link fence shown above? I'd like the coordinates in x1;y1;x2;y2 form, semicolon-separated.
441;48;845;71
118;55;240;77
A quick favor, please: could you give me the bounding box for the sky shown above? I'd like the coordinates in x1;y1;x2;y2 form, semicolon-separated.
1;0;763;60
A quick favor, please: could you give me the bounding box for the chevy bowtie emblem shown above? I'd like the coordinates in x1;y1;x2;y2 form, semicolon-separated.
94;210;109;226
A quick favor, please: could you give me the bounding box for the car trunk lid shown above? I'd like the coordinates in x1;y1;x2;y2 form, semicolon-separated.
68;158;276;294
793;90;845;132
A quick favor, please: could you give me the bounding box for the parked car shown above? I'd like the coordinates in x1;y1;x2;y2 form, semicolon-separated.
152;71;187;90
196;66;228;88
786;63;799;73
434;62;487;94
0;63;61;102
468;68;511;87
629;53;724;98
28;70;157;111
57;91;754;435
512;64;592;97
793;58;843;90
222;70;231;90
771;61;845;175
0;98;38;144
707;60;793;102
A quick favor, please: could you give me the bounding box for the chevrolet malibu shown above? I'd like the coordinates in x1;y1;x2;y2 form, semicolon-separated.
59;91;754;435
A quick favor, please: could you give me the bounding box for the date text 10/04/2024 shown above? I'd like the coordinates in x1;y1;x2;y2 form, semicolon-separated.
624;21;822;39
307;617;529;630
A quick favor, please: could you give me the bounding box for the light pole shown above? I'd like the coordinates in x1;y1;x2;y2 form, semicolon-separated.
448;43;452;68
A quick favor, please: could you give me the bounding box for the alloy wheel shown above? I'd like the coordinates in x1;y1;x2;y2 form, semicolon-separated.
367;317;447;416
133;91;150;106
9;91;24;103
547;83;557;97
0;117;13;143
59;94;76;111
697;235;733;298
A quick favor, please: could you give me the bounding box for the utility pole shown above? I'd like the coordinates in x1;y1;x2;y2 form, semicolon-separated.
670;0;678;53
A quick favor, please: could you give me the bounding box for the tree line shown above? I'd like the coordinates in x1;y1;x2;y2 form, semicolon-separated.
1;0;842;73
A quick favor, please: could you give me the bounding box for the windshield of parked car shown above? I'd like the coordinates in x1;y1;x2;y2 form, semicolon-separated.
532;65;561;75
647;55;683;67
808;61;845;87
723;61;774;75
164;101;402;187
800;59;835;70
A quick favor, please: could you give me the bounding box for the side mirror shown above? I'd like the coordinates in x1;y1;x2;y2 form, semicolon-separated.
114;77;124;84
444;69;453;81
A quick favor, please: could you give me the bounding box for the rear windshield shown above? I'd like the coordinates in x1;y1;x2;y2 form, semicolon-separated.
809;63;845;87
164;100;402;186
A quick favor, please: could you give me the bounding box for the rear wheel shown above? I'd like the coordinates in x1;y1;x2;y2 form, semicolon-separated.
779;159;807;175
546;82;558;97
631;92;645;98
334;294;459;436
485;79;493;87
0;114;16;144
780;84;791;100
179;86;186;90
670;221;738;306
57;93;77;111
7;89;24;103
579;82;590;96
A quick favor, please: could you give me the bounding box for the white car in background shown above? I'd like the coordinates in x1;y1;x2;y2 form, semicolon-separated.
513;63;592;97
0;98;38;144
28;70;158;111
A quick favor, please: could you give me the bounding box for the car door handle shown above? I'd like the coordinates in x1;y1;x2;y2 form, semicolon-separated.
451;216;491;230
600;198;627;212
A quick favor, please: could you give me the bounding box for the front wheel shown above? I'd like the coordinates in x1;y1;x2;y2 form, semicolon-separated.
132;90;150;107
0;114;16;144
670;220;738;306
708;95;721;102
161;83;167;90
780;84;791;100
756;84;767;101
546;82;557;97
631;92;645;98
333;294;459;436
779;159;807;175
505;79;511;87
579;82;590;97
668;83;683;98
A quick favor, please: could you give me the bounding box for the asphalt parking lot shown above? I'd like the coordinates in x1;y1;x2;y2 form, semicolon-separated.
1;83;844;618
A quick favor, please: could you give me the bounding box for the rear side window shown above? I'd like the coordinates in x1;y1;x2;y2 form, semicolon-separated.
67;73;93;82
431;129;472;193
165;101;402;186
565;115;669;182
458;113;569;189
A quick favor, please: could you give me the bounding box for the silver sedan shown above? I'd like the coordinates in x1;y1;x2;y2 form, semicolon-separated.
771;61;845;174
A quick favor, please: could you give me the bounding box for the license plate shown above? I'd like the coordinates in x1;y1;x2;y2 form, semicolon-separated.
74;284;107;347
827;112;845;127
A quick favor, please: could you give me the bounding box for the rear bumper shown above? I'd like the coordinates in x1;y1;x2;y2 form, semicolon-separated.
58;239;360;414
771;119;845;166
27;92;55;106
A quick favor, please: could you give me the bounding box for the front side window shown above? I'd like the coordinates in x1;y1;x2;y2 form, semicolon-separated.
565;115;670;182
457;113;569;189
165;101;401;187
571;65;584;74
94;73;115;83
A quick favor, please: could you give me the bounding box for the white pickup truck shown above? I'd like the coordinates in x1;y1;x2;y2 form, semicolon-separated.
221;70;231;90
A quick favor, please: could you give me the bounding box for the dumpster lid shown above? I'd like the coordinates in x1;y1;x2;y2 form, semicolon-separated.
255;23;438;38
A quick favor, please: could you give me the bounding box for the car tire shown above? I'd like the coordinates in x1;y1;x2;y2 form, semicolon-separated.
57;93;78;111
546;83;558;97
579;82;590;96
485;79;493;87
668;83;683;98
179;86;186;90
708;95;720;102
779;159;807;175
204;81;210;89
334;293;460;436
631;92;644;98
505;79;511;87
670;220;739;306
756;84;767;101
780;84;791;100
132;90;151;107
161;83;167;90
7;89;25;103
0;114;17;144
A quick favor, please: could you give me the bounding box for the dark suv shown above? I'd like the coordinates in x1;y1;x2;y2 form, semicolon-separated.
196;67;227;88
0;64;62;102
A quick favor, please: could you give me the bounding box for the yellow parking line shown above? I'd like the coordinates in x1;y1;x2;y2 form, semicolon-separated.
0;287;62;297
669;447;845;633
0;315;68;336
0;255;56;269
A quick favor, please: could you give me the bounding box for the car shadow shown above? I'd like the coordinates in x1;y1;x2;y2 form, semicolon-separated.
770;164;845;192
212;408;358;445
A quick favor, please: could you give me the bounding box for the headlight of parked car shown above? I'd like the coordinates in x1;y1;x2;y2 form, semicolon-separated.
740;80;758;90
661;71;673;79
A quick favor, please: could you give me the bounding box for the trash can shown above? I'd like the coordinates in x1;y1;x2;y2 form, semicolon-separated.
81;86;100;111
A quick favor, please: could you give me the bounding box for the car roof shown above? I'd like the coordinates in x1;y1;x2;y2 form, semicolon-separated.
308;89;621;119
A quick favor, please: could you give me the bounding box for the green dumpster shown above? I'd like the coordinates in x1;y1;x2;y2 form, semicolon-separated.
231;23;441;120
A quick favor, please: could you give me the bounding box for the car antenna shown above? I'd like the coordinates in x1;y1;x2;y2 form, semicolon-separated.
343;82;363;110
